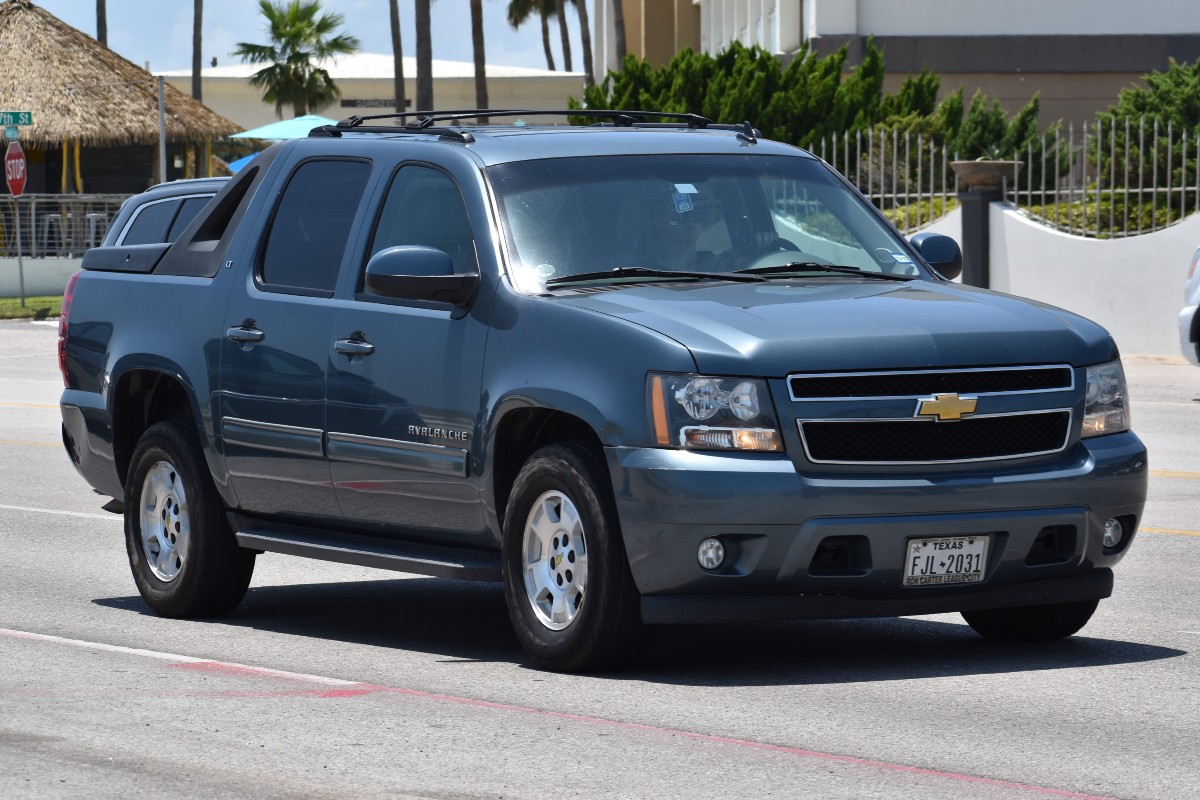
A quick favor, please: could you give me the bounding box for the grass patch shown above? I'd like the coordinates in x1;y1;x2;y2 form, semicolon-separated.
0;295;63;320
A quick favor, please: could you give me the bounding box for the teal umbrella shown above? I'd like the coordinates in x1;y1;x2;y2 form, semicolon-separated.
230;114;338;140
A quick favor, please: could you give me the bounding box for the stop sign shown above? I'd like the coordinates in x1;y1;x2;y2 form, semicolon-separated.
6;141;26;197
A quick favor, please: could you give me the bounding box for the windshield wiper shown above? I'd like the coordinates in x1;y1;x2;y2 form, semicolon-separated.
544;266;766;287
735;262;916;282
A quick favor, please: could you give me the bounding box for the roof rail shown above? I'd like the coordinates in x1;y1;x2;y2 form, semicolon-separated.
308;109;760;142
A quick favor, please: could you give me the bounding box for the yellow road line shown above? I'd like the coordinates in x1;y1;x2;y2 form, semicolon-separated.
1142;526;1200;538
0;402;57;409
0;440;58;448
1150;469;1200;480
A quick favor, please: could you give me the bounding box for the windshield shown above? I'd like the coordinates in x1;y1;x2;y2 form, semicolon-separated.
487;154;927;292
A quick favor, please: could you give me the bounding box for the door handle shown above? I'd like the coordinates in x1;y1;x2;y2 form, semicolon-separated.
226;325;265;344
335;338;375;357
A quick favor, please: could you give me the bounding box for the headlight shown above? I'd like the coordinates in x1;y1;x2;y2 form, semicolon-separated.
1082;359;1129;438
647;373;784;452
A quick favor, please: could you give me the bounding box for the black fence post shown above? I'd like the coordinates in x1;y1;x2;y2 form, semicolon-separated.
957;187;1001;288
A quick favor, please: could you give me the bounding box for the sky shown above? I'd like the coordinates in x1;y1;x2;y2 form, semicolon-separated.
33;0;593;74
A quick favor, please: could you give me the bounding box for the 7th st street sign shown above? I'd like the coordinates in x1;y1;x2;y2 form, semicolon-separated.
0;111;32;126
6;141;27;197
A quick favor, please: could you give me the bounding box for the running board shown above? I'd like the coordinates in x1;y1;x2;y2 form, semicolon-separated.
230;516;501;582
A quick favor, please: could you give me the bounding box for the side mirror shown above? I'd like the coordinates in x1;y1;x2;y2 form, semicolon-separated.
364;245;479;305
909;233;962;281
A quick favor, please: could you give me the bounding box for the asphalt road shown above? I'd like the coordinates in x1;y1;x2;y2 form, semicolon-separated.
1;319;1197;800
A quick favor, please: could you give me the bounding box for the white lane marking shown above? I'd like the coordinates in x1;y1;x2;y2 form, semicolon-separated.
0;504;118;521
0;628;356;687
29;320;59;326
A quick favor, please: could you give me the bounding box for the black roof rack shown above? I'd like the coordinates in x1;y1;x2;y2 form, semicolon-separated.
308;109;760;144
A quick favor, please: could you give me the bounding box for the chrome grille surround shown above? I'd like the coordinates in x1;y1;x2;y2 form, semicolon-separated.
787;365;1077;465
787;364;1074;402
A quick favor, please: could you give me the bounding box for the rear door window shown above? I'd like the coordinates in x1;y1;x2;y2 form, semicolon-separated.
260;159;371;294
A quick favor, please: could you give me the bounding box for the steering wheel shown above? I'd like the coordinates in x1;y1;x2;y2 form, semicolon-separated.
742;237;809;270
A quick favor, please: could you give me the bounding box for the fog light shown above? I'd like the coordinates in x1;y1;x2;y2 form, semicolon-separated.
697;537;725;570
1102;518;1124;548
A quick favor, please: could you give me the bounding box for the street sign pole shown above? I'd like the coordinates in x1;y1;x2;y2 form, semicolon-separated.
15;196;24;307
5;139;27;306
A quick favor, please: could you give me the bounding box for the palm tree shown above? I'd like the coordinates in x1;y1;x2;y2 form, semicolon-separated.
507;0;556;72
192;0;204;178
571;0;593;88
233;0;361;118
192;0;203;101
610;0;626;62
389;0;406;114
470;0;488;122
415;0;433;110
96;0;106;46
555;0;572;72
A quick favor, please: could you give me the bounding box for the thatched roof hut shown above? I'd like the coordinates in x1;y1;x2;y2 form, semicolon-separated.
0;0;239;148
0;0;237;149
0;0;241;193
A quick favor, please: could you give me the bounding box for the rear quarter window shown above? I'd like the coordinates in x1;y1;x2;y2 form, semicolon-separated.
166;196;212;241
120;200;179;245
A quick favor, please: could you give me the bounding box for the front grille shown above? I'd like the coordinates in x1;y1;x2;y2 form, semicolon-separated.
800;411;1071;464
789;366;1073;399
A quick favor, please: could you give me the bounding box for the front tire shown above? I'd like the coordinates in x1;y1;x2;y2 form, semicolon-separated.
962;599;1099;641
124;420;255;617
502;443;642;672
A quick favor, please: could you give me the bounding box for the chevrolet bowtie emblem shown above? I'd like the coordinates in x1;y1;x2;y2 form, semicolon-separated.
916;393;978;422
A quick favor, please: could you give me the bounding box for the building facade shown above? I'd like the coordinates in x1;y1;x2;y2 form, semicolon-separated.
598;0;1200;124
160;53;585;131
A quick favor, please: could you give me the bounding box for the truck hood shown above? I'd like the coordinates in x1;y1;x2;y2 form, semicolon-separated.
554;278;1116;375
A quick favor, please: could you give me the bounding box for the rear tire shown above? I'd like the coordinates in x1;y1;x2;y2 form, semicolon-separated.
962;599;1099;641
124;420;255;617
502;443;643;672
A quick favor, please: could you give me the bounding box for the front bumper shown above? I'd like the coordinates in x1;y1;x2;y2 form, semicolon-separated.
605;431;1146;623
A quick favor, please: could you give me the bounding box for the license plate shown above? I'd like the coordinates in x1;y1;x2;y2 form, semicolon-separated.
903;535;989;587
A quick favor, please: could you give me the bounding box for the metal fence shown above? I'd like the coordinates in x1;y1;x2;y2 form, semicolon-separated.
812;129;959;235
0;194;128;258
809;117;1200;238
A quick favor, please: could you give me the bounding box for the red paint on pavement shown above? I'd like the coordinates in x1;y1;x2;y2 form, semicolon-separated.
4;630;1112;800
166;662;1111;800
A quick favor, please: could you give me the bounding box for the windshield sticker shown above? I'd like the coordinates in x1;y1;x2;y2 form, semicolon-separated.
890;253;913;264
672;193;694;214
534;263;557;279
674;183;699;194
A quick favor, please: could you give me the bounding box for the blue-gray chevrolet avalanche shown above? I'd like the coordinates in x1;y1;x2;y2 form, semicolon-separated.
59;111;1148;671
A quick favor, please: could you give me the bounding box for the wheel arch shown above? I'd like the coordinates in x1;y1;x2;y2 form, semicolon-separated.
488;403;606;535
111;367;203;490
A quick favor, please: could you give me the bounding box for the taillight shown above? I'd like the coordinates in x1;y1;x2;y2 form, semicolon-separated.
58;271;81;387
1189;249;1200;281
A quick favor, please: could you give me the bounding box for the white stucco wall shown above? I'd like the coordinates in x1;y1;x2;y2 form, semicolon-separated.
986;207;1198;356
854;0;1200;36
695;0;1200;46
0;258;80;298
914;205;1196;355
